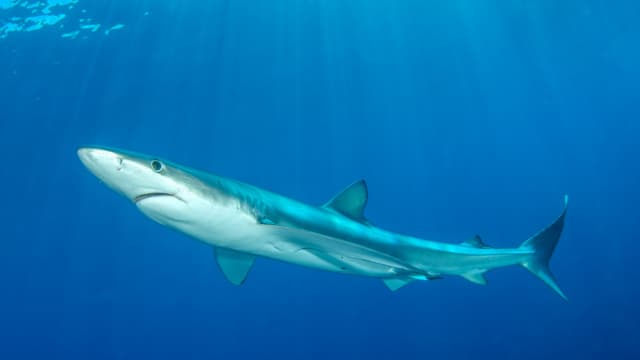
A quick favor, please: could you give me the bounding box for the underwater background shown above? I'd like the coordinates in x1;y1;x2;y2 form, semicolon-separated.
1;0;639;358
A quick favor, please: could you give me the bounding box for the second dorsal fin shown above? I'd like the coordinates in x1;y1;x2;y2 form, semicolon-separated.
461;235;492;249
323;180;368;222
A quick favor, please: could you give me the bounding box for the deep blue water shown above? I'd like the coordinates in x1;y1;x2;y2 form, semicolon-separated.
1;0;639;358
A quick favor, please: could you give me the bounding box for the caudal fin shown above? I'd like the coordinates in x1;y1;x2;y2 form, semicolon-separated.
519;195;569;300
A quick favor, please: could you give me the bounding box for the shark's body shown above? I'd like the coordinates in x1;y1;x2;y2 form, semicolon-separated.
78;147;568;299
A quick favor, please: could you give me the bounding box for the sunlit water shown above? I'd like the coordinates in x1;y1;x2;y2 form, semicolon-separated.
1;0;129;39
1;1;639;359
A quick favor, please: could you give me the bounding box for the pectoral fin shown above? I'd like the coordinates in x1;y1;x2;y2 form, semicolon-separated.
214;248;256;285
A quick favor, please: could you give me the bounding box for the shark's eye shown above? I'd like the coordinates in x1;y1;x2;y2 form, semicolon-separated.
150;160;165;173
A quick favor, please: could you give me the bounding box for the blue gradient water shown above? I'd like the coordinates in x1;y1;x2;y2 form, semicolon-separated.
1;1;639;359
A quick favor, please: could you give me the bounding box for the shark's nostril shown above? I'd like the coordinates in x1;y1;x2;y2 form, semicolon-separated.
116;157;123;171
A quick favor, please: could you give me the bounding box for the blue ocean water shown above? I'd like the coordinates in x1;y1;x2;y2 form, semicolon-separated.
1;0;639;358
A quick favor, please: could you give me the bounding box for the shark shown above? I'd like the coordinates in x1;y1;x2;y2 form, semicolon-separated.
77;146;568;299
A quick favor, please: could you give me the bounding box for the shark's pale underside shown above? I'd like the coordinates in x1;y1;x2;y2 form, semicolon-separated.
78;146;568;299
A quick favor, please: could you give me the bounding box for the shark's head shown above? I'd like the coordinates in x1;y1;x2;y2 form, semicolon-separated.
77;146;204;226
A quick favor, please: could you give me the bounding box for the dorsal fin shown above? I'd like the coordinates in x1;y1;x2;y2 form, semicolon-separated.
461;235;492;249
323;180;368;222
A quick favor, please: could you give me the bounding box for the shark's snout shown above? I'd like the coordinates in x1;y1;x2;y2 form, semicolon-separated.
77;146;145;200
78;146;184;207
77;147;123;175
77;147;94;169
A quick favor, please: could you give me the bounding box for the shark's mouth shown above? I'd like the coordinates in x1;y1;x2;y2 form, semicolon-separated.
134;192;178;203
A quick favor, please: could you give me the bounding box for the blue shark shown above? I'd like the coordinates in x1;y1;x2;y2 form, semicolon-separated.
78;146;568;299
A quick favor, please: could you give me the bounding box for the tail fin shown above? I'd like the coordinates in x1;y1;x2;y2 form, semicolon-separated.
519;195;569;300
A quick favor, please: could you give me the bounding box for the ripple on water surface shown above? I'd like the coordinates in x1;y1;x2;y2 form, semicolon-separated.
1;0;133;40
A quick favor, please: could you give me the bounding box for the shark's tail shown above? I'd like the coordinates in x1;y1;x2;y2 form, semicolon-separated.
519;195;569;300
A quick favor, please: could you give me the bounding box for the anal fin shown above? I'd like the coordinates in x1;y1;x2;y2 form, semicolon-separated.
462;270;488;285
383;277;415;291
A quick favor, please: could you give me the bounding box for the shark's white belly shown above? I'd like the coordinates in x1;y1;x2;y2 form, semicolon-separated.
170;205;410;278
